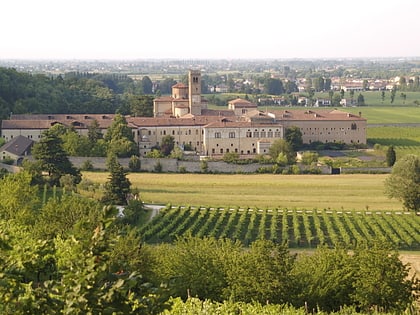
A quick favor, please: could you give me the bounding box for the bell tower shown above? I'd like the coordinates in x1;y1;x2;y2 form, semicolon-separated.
188;70;202;115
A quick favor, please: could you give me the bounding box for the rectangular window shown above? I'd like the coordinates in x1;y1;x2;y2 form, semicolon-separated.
246;131;252;138
260;131;266;137
253;131;259;138
229;132;235;138
215;132;221;138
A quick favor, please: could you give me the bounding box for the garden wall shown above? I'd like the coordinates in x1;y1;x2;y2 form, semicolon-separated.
69;157;332;174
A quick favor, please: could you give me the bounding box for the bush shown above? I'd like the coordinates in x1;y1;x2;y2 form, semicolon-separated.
154;161;163;173
128;155;141;172
81;159;94;171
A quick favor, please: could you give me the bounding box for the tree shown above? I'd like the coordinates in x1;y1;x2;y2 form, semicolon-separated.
351;241;415;312
151;236;241;302
384;154;420;211
265;78;284;95
104;113;138;157
160;135;175;156
0;171;39;224
141;76;153;94
269;139;295;165
386;145;396;167
284;126;303;151
87;119;103;143
357;93;365;106
128;95;154;117
32;126;81;186
390;85;397;104
293;246;354;312
224;240;296;304
102;155;131;205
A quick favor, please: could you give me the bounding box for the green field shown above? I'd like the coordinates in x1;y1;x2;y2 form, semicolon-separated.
82;172;403;211
368;126;420;158
208;91;420;123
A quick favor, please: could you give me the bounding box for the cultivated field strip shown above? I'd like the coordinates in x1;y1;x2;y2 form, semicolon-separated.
139;206;420;249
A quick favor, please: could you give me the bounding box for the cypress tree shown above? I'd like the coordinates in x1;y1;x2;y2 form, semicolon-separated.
102;155;131;205
386;145;396;167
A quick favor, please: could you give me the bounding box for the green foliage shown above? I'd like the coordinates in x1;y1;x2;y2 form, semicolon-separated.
385;154;420;211
0;171;39;224
160;135;175;156
128;155;141;172
152;236;242;301
51;206;170;314
350;241;415;312
200;159;209;173
146;149;164;158
102;155;131;205
301;151;319;165
170;146;184;160
128;94;154;117
80;159;94;171
224;240;296;304
285;126;303;151
31;127;81;186
154;161;163;173
35;193;103;240
269;139;296;165
386;145;396;166
222;151;240;163
104;114;138;157
293;246;354;312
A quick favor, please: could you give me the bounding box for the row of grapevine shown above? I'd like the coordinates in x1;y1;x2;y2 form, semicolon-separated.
139;206;420;249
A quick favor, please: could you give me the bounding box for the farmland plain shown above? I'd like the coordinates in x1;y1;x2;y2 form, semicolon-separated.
82;172;403;211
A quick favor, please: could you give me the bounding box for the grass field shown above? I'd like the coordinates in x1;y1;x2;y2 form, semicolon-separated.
82;172;403;211
367;126;420;158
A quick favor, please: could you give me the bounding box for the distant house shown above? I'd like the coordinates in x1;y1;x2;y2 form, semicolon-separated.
0;135;34;165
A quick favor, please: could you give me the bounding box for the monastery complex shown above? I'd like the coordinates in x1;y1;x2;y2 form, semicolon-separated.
1;70;366;159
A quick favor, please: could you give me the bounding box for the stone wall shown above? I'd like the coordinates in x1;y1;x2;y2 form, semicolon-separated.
69;157;333;174
69;157;267;173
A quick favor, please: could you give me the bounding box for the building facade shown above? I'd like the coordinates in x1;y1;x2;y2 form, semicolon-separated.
1;70;367;160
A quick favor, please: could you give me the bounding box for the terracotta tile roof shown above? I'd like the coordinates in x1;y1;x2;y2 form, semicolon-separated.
201;109;236;117
204;120;280;128
172;83;187;88
10;114;114;121
127;116;224;127
228;98;257;107
270;109;366;121
2;118;113;130
154;96;174;102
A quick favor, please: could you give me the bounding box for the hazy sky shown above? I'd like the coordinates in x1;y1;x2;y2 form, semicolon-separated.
1;0;419;60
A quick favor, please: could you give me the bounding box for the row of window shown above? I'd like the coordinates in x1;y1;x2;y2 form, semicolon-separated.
302;125;358;131
216;131;282;139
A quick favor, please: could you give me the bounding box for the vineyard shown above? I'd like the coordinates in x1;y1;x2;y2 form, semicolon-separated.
139;205;420;250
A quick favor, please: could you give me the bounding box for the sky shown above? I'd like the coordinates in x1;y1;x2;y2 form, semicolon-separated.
1;0;420;60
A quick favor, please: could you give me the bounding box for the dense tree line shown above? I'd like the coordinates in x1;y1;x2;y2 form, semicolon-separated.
0;67;156;119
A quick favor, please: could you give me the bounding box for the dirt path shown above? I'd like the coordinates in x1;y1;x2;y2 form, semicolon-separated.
400;253;420;279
